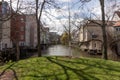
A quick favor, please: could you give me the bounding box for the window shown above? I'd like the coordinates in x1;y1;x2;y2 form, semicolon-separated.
20;42;24;46
116;28;119;31
21;18;24;22
20;35;24;40
94;43;96;48
116;27;120;31
92;33;98;38
21;18;24;21
21;27;24;31
5;44;7;48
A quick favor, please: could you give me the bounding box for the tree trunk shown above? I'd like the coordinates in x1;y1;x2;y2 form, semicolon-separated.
37;20;41;57
99;0;108;60
35;0;45;57
36;0;41;57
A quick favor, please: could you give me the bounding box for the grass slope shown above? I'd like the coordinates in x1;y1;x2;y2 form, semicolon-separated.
0;57;120;80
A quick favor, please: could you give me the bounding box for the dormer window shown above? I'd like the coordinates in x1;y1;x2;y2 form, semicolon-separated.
92;32;98;38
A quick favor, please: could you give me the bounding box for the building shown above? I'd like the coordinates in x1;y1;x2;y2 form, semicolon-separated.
79;20;114;54
1;19;12;49
49;32;60;44
111;11;120;55
0;1;51;49
0;1;12;50
26;15;50;48
11;13;26;47
79;20;102;51
27;14;38;48
25;14;37;47
41;27;50;45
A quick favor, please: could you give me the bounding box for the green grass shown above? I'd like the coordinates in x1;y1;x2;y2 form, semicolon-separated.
0;57;120;80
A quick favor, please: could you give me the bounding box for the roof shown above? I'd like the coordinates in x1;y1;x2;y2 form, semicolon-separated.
115;11;120;18
113;21;120;27
111;11;120;27
111;11;120;21
86;20;115;27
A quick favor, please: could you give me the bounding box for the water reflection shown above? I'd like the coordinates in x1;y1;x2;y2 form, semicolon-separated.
32;45;120;61
42;45;71;56
41;45;87;57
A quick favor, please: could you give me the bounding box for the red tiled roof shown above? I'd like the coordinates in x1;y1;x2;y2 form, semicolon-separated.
113;21;120;27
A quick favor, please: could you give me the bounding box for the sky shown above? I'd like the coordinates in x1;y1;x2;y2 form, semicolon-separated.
1;0;120;35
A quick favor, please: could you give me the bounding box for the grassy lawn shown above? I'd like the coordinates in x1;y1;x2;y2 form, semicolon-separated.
0;57;120;80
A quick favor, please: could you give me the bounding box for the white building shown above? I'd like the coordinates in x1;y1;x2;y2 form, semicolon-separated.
25;14;37;47
0;19;12;50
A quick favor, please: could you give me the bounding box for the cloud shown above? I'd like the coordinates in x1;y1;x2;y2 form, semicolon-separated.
58;0;70;2
0;0;107;34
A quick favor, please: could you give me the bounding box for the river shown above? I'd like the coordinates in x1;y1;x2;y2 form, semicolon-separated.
41;45;87;57
28;45;120;61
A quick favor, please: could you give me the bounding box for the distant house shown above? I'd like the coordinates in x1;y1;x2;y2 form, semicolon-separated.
112;11;120;39
79;20;102;52
49;32;60;44
41;27;50;45
79;20;114;54
111;11;120;55
71;29;79;43
29;23;50;48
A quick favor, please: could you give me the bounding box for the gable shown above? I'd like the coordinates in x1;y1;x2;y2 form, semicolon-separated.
112;13;120;21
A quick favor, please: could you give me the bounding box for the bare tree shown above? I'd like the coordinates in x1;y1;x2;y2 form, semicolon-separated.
99;0;107;59
77;0;119;60
35;0;59;56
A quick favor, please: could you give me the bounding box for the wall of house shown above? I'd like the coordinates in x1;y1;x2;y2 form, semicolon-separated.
30;24;37;48
11;13;26;46
27;15;37;48
79;24;102;50
87;25;103;41
79;24;103;43
1;19;12;49
114;27;120;39
117;42;120;55
79;26;87;42
89;41;102;50
25;15;36;47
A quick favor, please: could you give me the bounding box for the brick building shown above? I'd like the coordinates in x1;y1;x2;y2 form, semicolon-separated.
11;13;26;47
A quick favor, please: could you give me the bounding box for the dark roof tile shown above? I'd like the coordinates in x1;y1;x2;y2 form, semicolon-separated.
115;11;120;18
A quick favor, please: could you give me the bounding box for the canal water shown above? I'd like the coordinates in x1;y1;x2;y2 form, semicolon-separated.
30;44;100;58
30;44;120;61
41;45;85;57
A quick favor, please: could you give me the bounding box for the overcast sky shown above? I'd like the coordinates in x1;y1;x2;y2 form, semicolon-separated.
1;0;120;34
